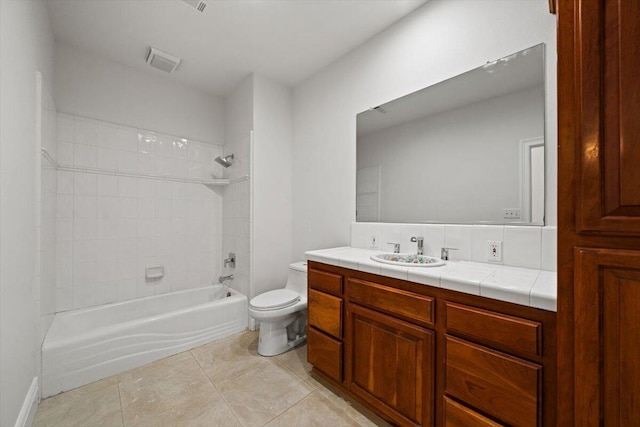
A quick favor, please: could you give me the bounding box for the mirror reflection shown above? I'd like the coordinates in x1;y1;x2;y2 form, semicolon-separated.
356;44;545;225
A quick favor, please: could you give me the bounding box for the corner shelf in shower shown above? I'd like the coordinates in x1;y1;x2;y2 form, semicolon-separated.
41;147;247;187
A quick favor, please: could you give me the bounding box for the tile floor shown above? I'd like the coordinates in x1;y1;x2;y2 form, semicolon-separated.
33;330;391;427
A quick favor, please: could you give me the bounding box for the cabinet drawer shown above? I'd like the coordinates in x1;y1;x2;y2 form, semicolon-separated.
308;289;342;339
309;268;343;296
445;336;541;427
443;396;504;427
308;327;342;382
347;278;434;326
445;302;542;357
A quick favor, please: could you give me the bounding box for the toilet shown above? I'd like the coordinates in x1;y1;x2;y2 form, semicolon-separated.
249;261;308;356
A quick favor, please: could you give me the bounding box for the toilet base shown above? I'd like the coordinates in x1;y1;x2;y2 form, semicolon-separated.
257;312;306;356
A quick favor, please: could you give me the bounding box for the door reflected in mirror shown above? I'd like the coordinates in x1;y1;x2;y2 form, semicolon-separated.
356;44;545;225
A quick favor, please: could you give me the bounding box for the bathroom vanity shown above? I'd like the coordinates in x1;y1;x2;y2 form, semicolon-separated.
306;248;556;427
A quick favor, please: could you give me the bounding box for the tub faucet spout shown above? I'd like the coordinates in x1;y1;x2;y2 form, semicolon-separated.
219;274;234;283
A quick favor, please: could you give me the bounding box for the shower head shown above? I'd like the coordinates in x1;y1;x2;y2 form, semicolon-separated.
214;154;234;168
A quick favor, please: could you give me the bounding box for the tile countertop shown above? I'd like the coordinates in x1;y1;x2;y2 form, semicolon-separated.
305;246;557;312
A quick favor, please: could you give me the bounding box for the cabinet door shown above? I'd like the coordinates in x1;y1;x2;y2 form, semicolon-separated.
574;248;640;426
346;303;433;427
572;0;640;234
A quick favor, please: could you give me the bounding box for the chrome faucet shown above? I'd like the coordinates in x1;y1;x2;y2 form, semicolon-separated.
440;247;458;261
387;242;401;253
410;236;424;255
218;274;234;283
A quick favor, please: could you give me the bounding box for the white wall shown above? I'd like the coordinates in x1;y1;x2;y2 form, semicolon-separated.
252;75;293;297
54;43;225;144
0;0;54;424
292;0;557;259
357;86;543;223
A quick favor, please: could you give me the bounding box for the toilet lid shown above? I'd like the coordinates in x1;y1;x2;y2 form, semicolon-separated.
250;289;301;311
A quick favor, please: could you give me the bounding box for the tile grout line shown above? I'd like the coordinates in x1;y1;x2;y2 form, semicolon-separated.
189;347;245;427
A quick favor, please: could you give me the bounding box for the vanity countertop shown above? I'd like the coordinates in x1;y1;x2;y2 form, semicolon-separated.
305;246;557;312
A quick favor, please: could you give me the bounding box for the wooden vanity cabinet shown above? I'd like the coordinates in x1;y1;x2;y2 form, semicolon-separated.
307;261;556;427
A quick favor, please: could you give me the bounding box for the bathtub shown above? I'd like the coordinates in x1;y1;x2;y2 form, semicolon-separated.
42;285;247;398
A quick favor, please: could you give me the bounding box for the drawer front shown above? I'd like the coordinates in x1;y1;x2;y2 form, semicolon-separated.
443;396;504;427
445;302;542;357
347;278;434;326
308;327;342;382
445;336;541;427
308;289;342;339
309;268;343;296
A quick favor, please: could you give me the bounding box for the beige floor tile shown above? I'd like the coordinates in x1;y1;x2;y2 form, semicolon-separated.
118;353;215;426
265;391;360;427
274;344;312;378
218;361;315;427
116;351;193;383
133;392;242;427
33;378;122;427
191;330;268;386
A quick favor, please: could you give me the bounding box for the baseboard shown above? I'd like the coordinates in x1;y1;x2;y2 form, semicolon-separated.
14;377;39;427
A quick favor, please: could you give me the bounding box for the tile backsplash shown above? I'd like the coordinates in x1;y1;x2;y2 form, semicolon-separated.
351;222;557;271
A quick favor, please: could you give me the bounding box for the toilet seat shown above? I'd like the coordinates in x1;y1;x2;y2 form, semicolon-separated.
249;289;301;311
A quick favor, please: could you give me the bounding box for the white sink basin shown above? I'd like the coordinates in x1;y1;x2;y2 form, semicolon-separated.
371;253;445;267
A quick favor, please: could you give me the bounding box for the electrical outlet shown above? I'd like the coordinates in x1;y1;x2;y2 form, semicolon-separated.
370;235;378;249
503;208;521;219
488;240;502;262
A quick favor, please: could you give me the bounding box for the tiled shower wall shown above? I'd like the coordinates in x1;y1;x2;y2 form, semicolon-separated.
55;114;224;310
221;133;251;297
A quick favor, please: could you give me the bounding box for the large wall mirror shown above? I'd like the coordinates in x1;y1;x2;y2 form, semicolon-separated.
356;44;545;225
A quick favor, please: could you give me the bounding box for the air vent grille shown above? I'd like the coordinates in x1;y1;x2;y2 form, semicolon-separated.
146;47;181;74
181;0;207;13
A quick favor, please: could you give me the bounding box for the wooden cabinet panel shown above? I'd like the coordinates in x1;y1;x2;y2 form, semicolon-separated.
445;302;541;357
307;327;342;382
347;303;433;427
309;268;343;296
574;248;640;426
445;336;540;427
573;0;640;234
347;278;434;326
443;397;503;427
308;289;342;339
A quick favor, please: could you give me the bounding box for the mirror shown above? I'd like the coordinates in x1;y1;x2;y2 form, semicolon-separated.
356;44;545;225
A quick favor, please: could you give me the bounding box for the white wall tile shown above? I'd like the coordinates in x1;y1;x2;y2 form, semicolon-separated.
57;141;74;165
97;123;119;149
97;218;118;239
73;218;97;240
156;156;173;176
138;132;156;154
97;239;118;260
156;135;174;157
73;144;97;168
97;148;119;171
118;150;137;173
471;225;505;263
503;226;542;269
118;176;138;197
56;219;73;241
73;117;98;146
350;222;368;249
57;115;74;142
117;127;139;152
541;226;557;271
174;138;188;159
73;239;97;263
56;287;73;312
73;196;96;218
73;173;96;196
444;225;472;260
57;171;74;194
97;175;118;197
138;153;155;175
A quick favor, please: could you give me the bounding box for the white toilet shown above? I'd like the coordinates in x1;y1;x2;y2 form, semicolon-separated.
249;261;308;356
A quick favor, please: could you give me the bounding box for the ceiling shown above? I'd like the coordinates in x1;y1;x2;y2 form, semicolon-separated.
47;0;426;97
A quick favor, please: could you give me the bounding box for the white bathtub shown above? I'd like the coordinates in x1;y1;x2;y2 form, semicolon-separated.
42;285;247;397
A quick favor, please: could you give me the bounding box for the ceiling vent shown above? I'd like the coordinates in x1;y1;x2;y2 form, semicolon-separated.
146;47;181;74
181;0;207;12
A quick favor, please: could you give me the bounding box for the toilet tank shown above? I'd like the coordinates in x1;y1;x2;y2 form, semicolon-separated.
285;261;308;296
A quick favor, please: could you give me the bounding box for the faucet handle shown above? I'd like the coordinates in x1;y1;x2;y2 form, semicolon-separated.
387;242;401;253
440;247;458;260
410;236;424;242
